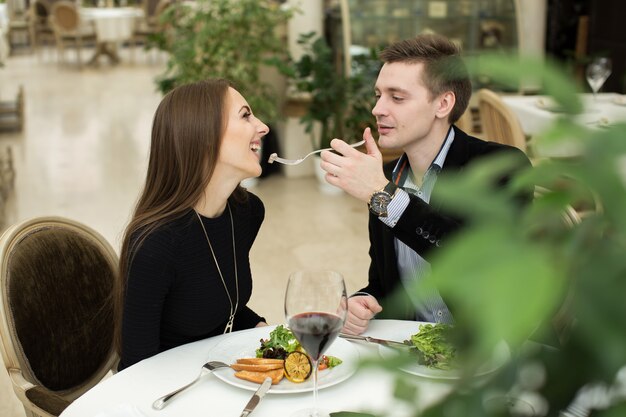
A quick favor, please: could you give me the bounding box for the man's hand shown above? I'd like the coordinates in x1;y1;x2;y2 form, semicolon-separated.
341;295;383;335
320;127;389;203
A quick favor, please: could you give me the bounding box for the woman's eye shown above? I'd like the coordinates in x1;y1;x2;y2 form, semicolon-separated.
242;111;252;119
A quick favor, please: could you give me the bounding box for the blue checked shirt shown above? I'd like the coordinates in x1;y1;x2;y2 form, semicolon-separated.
379;127;456;324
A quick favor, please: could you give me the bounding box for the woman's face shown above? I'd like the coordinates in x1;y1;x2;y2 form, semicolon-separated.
218;87;269;179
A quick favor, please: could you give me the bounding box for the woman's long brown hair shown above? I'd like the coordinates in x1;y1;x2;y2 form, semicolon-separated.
114;79;247;354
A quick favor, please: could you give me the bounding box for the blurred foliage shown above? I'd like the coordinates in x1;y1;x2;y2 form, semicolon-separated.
149;0;293;122
353;54;626;416
278;32;378;149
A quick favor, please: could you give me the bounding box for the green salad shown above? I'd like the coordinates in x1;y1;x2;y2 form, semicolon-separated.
255;325;300;359
256;325;342;369
406;323;457;370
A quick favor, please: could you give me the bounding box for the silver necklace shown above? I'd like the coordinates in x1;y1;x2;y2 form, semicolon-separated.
195;202;239;334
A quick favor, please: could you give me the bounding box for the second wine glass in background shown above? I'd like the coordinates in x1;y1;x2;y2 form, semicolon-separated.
586;57;612;100
284;270;347;417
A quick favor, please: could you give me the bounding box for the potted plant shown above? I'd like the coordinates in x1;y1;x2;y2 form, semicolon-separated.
341;54;626;417
149;0;293;123
284;32;377;151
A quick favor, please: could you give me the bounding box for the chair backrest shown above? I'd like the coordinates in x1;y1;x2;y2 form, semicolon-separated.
477;88;527;153
50;1;79;32
0;217;119;415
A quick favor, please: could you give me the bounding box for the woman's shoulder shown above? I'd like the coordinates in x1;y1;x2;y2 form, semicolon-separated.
132;211;196;254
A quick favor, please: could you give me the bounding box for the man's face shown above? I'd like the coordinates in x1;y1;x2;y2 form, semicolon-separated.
372;62;441;149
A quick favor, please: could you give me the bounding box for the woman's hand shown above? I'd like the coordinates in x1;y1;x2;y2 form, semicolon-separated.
255;321;269;327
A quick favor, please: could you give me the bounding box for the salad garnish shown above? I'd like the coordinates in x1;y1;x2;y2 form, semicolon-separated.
405;323;457;370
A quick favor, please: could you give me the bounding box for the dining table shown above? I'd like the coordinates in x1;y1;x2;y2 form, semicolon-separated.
59;320;460;417
502;92;626;158
80;7;144;65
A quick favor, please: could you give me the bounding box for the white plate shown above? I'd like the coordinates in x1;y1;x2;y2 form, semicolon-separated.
206;325;359;394
372;321;510;380
612;95;626;106
535;98;565;113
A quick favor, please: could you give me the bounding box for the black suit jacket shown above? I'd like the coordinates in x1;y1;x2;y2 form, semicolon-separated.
361;126;532;320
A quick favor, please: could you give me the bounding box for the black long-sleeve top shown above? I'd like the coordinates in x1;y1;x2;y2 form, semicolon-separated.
119;193;265;370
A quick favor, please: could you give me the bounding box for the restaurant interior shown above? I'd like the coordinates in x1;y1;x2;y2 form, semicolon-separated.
0;0;625;416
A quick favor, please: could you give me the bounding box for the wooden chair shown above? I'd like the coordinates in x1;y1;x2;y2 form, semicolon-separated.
28;0;56;57
6;0;32;52
49;1;95;67
0;217;119;417
0;85;25;132
476;88;527;153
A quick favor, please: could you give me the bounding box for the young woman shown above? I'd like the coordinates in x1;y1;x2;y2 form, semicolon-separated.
116;79;269;370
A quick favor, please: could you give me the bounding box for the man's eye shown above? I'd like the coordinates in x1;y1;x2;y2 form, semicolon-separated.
392;96;404;102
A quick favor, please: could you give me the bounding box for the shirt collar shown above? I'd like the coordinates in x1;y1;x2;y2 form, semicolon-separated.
392;126;455;186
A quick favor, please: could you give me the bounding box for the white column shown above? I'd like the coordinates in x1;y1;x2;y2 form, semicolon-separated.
277;0;324;178
516;0;547;92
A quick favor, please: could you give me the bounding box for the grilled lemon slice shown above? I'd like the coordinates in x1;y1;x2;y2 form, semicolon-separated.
283;351;312;383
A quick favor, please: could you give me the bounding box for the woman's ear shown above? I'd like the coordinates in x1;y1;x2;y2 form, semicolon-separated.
435;91;456;120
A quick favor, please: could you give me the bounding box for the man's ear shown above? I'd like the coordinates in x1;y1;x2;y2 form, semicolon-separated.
435;91;456;120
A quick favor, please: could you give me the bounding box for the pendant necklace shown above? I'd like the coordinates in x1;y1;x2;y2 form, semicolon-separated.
195;202;239;334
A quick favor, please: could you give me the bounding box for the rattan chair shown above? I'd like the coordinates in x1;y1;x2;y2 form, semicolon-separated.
477;88;528;153
0;217;119;417
28;0;56;56
49;1;95;67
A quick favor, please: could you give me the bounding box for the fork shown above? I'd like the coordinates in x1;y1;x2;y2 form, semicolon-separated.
268;139;365;165
152;360;229;410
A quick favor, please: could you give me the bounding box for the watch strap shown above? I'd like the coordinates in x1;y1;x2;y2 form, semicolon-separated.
382;181;398;196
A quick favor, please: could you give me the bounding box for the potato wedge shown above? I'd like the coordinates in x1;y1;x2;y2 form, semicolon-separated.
234;368;284;385
230;363;284;372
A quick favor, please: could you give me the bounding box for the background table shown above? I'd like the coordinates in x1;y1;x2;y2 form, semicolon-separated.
80;7;143;64
0;4;9;62
60;320;455;417
502;93;626;135
502;93;626;157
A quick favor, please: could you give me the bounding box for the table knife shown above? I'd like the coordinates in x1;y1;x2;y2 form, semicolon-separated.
339;333;410;349
239;376;272;417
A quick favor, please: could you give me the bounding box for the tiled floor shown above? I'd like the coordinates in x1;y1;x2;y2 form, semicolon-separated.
0;47;370;416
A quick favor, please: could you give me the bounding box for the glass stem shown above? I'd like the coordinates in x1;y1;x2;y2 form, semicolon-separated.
312;359;319;416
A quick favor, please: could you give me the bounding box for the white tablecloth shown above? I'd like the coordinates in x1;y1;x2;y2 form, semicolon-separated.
502;93;626;136
80;7;143;43
0;4;9;63
502;93;626;158
59;320;455;417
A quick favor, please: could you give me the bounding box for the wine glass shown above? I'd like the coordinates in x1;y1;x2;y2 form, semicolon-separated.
586;57;612;100
284;270;348;417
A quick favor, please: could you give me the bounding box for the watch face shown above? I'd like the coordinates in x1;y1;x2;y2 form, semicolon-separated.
369;191;392;216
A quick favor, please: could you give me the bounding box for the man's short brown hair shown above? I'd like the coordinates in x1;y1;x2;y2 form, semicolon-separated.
379;34;472;124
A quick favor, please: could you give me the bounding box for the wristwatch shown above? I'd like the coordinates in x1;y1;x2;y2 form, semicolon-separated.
368;181;399;217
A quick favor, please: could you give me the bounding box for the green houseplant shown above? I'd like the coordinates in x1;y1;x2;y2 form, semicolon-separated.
283;32;377;150
337;54;626;416
150;0;293;122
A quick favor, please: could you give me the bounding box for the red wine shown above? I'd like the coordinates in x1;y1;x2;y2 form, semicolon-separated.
289;312;343;361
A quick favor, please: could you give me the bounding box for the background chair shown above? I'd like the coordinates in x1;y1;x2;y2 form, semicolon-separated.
28;0;55;57
0;216;119;417
49;1;95;67
476;88;528;153
5;0;32;53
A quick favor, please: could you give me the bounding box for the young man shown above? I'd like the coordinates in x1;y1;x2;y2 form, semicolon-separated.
320;34;531;335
